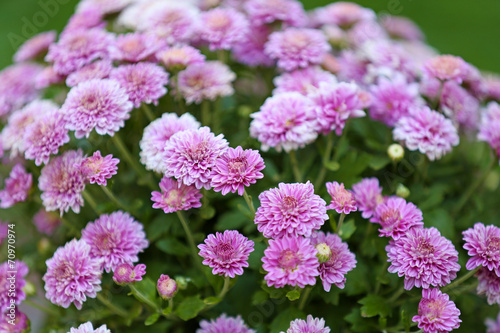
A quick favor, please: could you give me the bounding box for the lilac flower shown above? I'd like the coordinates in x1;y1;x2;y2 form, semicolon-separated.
81;211;149;273
351;178;383;219
313;2;375;28
157;274;177;300
38;150;86;215
64;7;105;33
486;312;500;333
310;231;357;291
255;182;328;239
440;81;480;131
371;197;424;240
249;92;318;152
462;222;500;275
163;126;228;190
386;227;460;290
199;8;249;51
282;315;330;333
423;55;470;83
412;288;461;333
62;79;133;138
35;66;65;89
361;41;416;81
177;61;235;104
393;106;459;161
151;176;202;213
113;263;146;285
0;221;7;246
211;146;265;196
33;209;61;235
477;267;500;305
484;75;500;101
139;112;200;173
197;314;255;333
110;62;169;108
273;67;337;96
262;235;319;288
325;181;357;215
66;60;113;87
46;28;114;75
198;230;254;278
110;32;164;62
265;28;331;71
68;322;111;333
43;239;102;309
13;30;56;63
232;24;274;67
157;45;206;71
381;15;424;41
478;102;500;158
0;164;32;208
243;0;308;27
0;309;28;333
81;151;119;186
77;0;133;14
0;63;42;116
0;260;29;313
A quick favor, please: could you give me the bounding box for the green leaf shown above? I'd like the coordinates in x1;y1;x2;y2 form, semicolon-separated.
424;208;455;239
270;307;305;333
162;307;172;316
251;290;269;305
130;278;158;303
203;296;221;305
175;295;206;321
368;155;391;170
156;238;190;256
359;294;391;318
214;211;247;231
145;313;160;326
261;282;286;299
200;205;216;220
320;288;340;305
339;219;356;240
324;160;340;171
345;308;371;332
286;289;301;301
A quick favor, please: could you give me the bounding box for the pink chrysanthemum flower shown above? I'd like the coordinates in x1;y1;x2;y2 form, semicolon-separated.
35;66;65;89
63;7;105;33
310;231;357;291
38;149;86;215
249;92;318;152
198;230;255;278
423;55;471;84
386;227;461;290
309;81;365;136
440;81;480;131
139;112;200;173
0;63;42;116
24;109;70;166
151;176;202;213
211;146;265;196
312;2;375;28
477;267;500;305
77;0;133;14
81;151;119;186
262;235;319;288
46;28;114;75
361;41;416;81
412;288;461;333
393;106;459;161
486;312;500;333
0;164;32;208
199;8;249;51
0;309;28;333
381;15;424;41
371;197;424;240
163;126;228;190
33;209;61;235
113;263;146;285
62;79;133;138
325;181;357;215
478;102;500;158
0;221;8;246
81;211;149;273
157;45;206;71
43;239;102;310
110;62;169;108
197;314;255;333
255;182;328;239
177;61;235;104
110;32;165;63
273;67;337;96
232;24;274;67
462;222;500;275
351;178;383;219
157;274;177;300
282;315;330;333
0;260;29;313
484;75;500;101
265;28;331;71
66;60;113;87
14;30;57;63
243;0;308;27
68;322;111;333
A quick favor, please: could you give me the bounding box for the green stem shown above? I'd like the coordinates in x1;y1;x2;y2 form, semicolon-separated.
59;215;81;237
298;286;312;311
242;189;256;217
442;267;480;293
289;150;302;182
141;103;156;122
176;211;199;263
202;100;211;127
24;299;59;316
168;298;174;310
314;132;334;189
173;74;186;115
337;213;346;234
129;284;161;313
100;185;129;212
97;293;128;317
388;286;405;303
218;276;231;299
82;190;100;215
213;97;222;134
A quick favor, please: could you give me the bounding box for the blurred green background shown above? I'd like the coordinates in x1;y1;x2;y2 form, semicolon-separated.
0;0;499;72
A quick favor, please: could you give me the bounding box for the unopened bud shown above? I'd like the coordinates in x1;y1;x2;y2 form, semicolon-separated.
23;281;36;297
157;275;177;300
396;183;410;199
175;276;190;290
315;243;332;263
387;143;404;162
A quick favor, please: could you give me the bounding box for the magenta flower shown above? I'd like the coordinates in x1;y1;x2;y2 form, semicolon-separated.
440;81;479;131
0;260;29;313
81;151;119;186
110;32;164;62
262;235;319;288
412;288;461;333
177;61;235;104
33;209;61;235
282;315;330;333
0;221;8;246
477;267;500;305
139;112;200;173
157;274;177;300
197;314;255;333
387;227;460;290
62;79;133;138
66;60;113;87
265;28;331;71
113;263;146;285
81;211;149;273
151;176;202;213
157;45;206;71
14;30;56;63
68;322;111;333
380;15;424;41
199;8;249;51
63;7;105;33
0;63;42;116
244;0;308;27
110;62;169;108
371;197;424;240
249;92;318;152
325;181;357;215
313;2;375;27
198;230;254;278
486;312;500;333
211;146;265;196
478;102;500;158
393;106;459;161
43;239;102;309
0;164;32;208
35;65;65;89
273;67;337;96
485;76;500;102
232;24;274;67
38;150;86;215
163;126;228;190
463;222;500;275
0;309;28;333
255;182;328;239
310;231;357;291
351;178;383;219
77;0;132;14
423;55;470;83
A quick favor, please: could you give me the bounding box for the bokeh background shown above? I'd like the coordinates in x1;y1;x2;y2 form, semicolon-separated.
0;0;499;74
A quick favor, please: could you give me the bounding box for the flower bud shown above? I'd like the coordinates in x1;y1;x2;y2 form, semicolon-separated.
387;143;404;162
157;274;177;300
23;281;36;297
396;183;410;199
175;276;190;290
315;243;332;263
